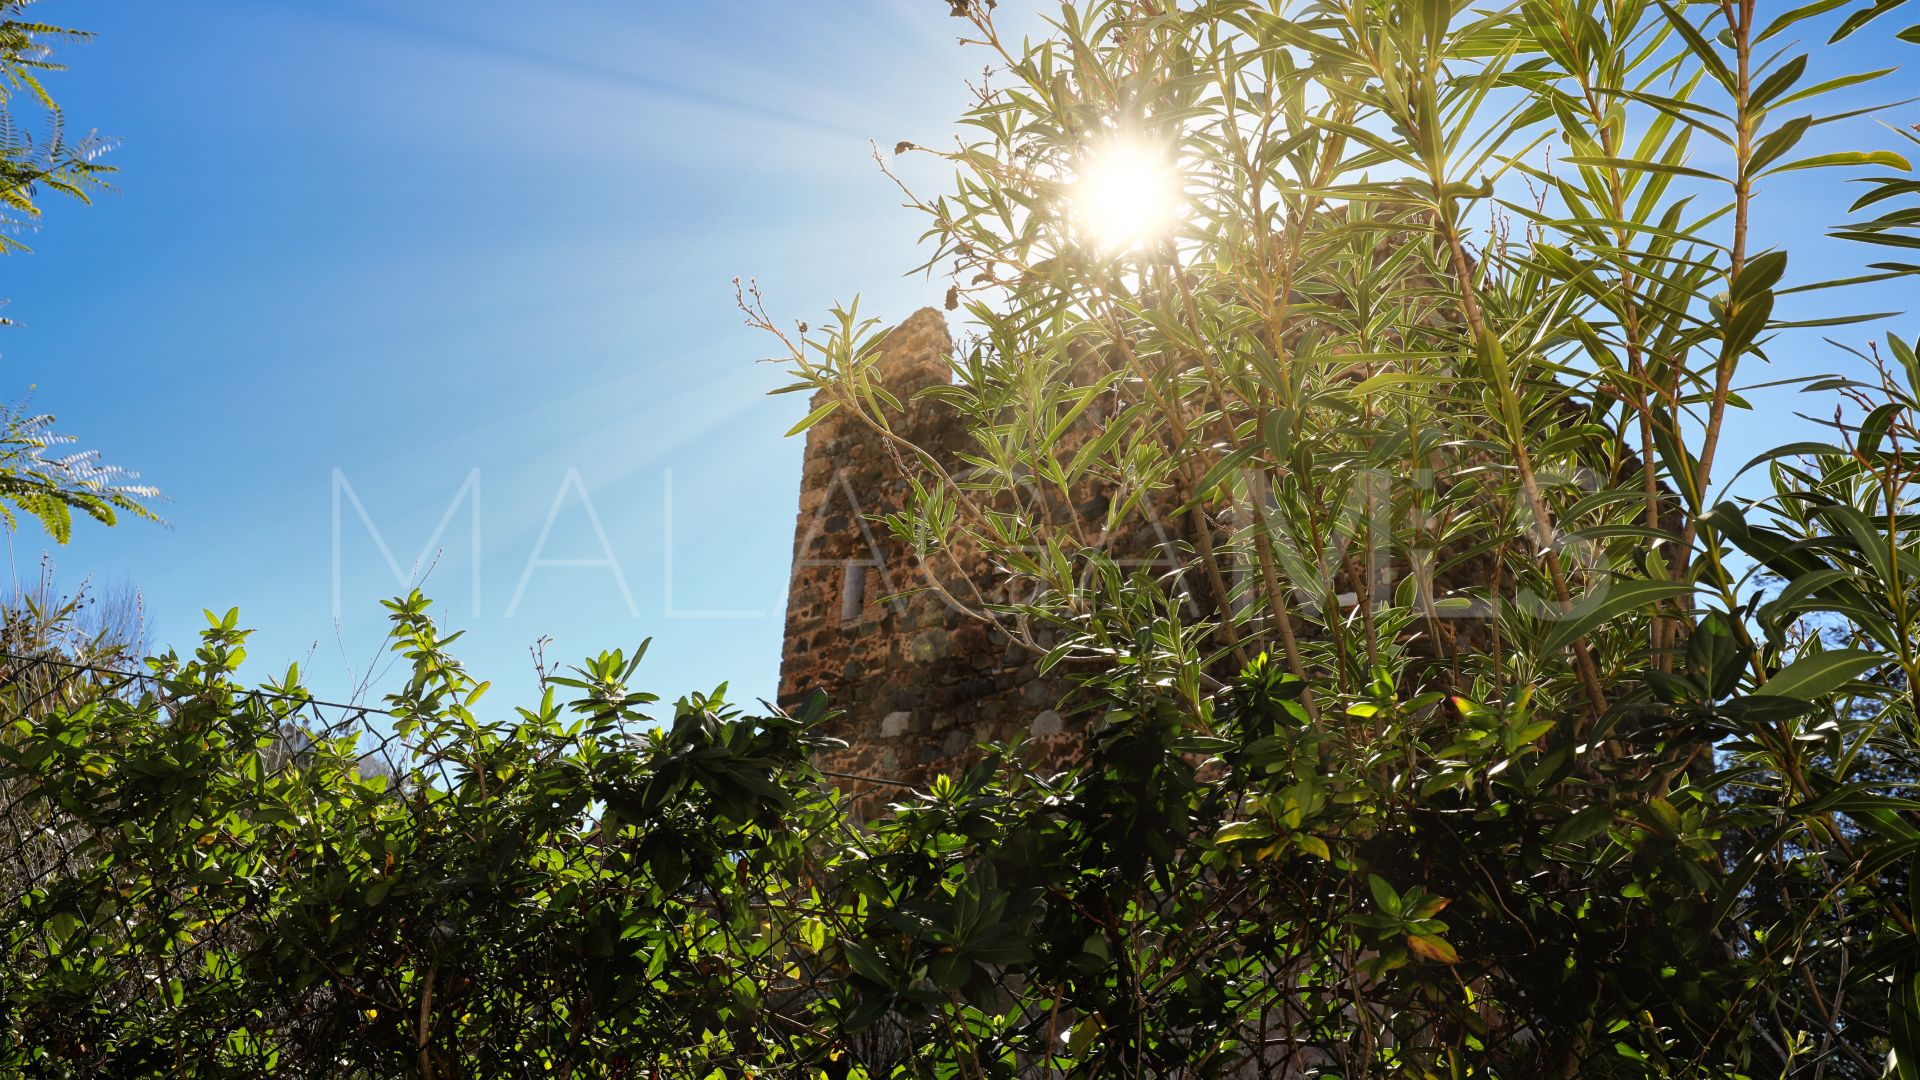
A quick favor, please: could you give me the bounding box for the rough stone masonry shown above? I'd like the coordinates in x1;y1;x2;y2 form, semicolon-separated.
772;303;1619;798
775;308;1087;796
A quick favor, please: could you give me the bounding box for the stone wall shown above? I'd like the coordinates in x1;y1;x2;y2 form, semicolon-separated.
776;309;1086;800
773;303;1600;800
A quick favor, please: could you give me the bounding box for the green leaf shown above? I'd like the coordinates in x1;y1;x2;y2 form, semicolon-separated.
1758;0;1852;42
1768;150;1913;175
1294;834;1331;860
1858;402;1904;458
1851;177;1920;213
1893;967;1920;1080
785;400;840;438
1551;803;1615;846
1184;444;1260;509
1558;155;1722;182
1757;568;1855;633
1686;610;1751;700
1726;441;1847;487
1348;371;1458;395
1732;250;1788;300
1831;0;1913;41
1368;874;1402;917
1749;54;1807;111
1261;408;1294;462
1755;648;1886;701
1540;579;1694;655
1750;115;1813;175
842;942;896;988
1655;0;1737;94
1214;820;1274;845
1769;67;1898;112
928;952;970;991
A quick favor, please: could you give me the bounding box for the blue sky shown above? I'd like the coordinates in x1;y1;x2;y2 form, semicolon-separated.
3;0;1913;711
5;0;1043;708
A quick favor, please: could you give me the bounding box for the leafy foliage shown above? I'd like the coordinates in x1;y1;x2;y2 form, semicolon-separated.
3;0;1919;1074
0;7;155;541
0;595;1755;1076
0;402;160;541
750;0;1920;1072
0;1;112;256
1;555;147;664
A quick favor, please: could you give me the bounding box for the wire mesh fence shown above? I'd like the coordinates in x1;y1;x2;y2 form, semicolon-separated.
0;647;1595;1077
0;651;458;1073
0;651;1105;1076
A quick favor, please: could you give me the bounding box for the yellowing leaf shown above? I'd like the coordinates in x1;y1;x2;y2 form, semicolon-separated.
1407;933;1460;964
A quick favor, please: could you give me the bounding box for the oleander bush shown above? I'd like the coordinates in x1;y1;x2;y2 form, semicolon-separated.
4;0;1920;1074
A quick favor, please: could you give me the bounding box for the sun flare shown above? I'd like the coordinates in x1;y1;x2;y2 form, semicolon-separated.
1068;138;1184;253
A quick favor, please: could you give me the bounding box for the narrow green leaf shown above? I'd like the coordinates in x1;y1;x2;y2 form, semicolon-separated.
1831;0;1913;42
1541;579;1694;655
1758;0;1852;42
1748;54;1807;111
1755;648;1886;701
1551;803;1615;846
785;400;839;438
1559;155;1722;182
1767;150;1913;175
1655;1;1737;93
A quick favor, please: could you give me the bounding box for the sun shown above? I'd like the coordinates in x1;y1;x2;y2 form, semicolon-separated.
1068;138;1185;253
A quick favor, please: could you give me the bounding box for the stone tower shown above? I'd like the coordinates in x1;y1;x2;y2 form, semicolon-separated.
777;309;1078;795
774;303;1564;796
